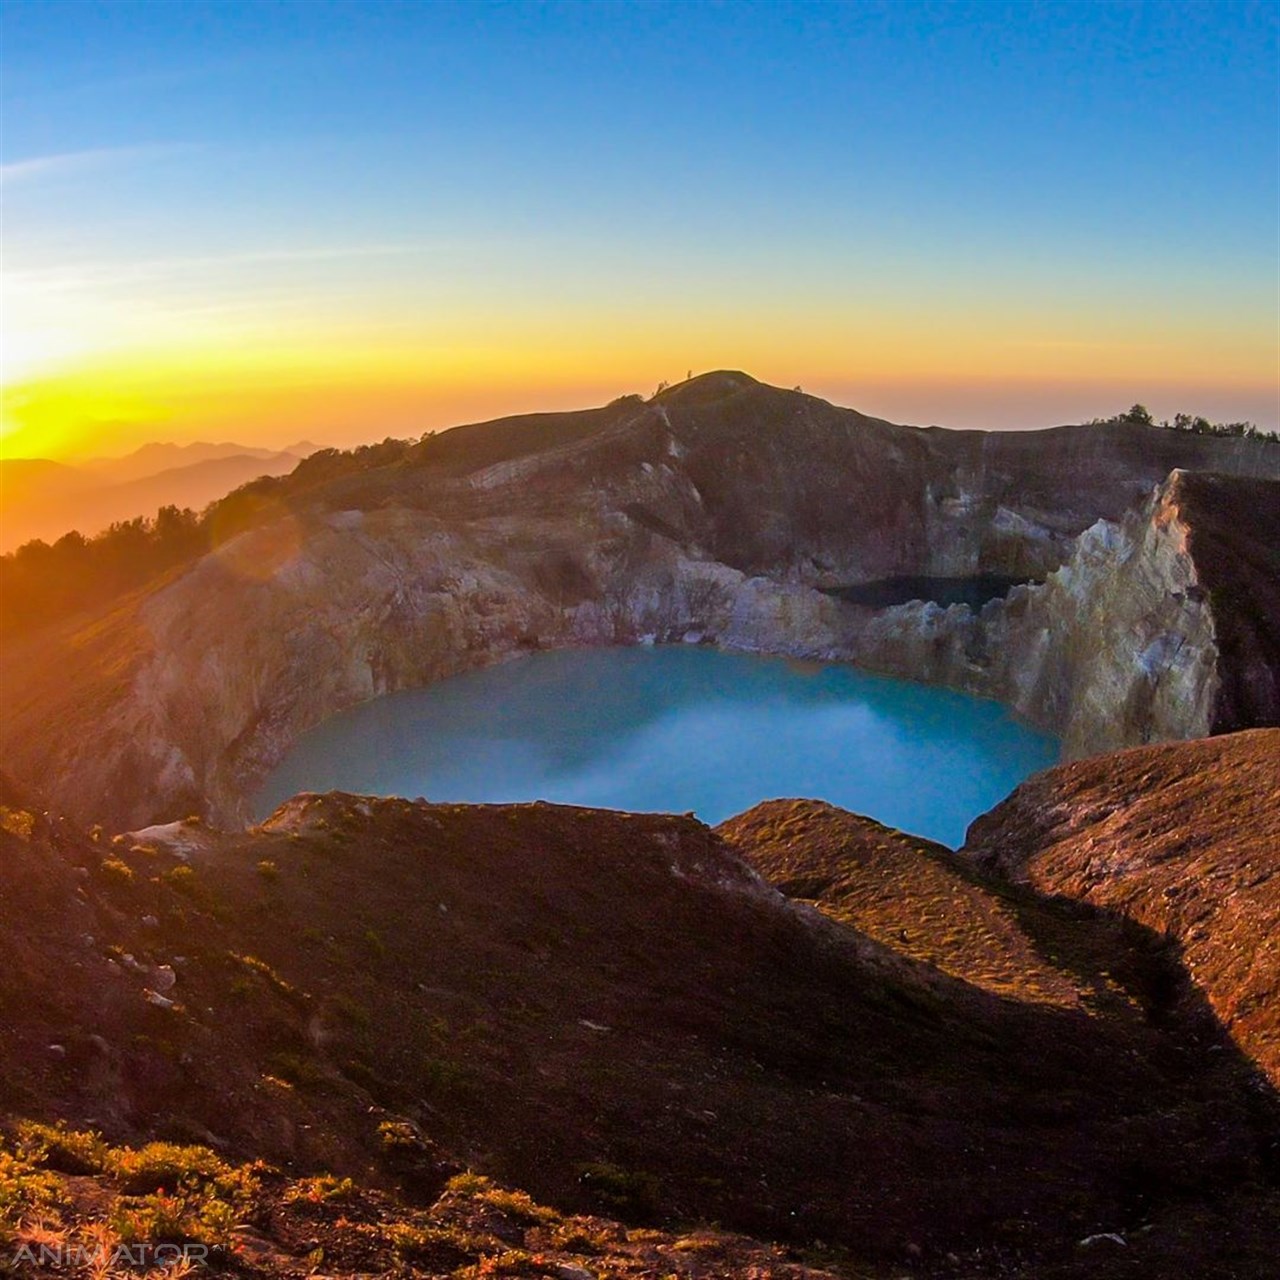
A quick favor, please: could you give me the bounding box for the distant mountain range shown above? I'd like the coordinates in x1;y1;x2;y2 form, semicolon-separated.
81;439;322;485
0;440;320;552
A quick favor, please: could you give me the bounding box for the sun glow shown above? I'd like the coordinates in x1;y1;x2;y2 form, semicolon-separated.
0;333;642;460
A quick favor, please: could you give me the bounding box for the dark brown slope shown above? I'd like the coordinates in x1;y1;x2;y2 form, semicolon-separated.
1173;471;1280;733
719;801;1102;1008
648;373;1280;580
962;728;1280;1088
383;370;1280;583
2;779;1278;1277
408;394;648;476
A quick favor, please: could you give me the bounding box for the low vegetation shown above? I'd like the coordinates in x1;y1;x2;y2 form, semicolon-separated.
0;1126;830;1279
1;1129;262;1274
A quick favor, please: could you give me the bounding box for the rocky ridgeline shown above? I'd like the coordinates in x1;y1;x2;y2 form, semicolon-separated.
1;372;1277;827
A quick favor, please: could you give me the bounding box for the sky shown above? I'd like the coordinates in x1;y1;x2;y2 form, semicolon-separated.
1;0;1277;459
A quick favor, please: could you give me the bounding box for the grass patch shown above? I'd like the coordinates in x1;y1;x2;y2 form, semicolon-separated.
474;1185;558;1225
384;1220;481;1267
105;1141;231;1195
266;1051;328;1090
0;806;35;840
284;1174;358;1205
331;993;370;1027
109;1186;240;1247
229;952;308;1008
445;1170;492;1196
163;863;208;904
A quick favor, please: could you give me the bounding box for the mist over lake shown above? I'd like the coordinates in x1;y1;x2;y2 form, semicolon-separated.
255;646;1059;847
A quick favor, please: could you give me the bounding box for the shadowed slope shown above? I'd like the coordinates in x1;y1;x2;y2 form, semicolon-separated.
962;727;1280;1088
2;766;1278;1276
1175;472;1280;732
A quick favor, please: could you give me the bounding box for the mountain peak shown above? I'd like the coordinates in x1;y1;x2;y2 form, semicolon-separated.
653;369;763;405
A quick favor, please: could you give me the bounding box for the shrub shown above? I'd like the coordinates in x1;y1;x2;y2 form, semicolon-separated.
419;1056;474;1100
109;1184;242;1247
445;1170;492;1196
473;1184;557;1225
384;1220;480;1266
575;1162;661;1218
0;1151;63;1229
106;1142;230;1195
285;1174;358;1205
0;806;35;840
110;1189;192;1244
452;1246;536;1276
14;1122;107;1175
377;1120;422;1153
331;994;370;1026
230;953;304;1005
265;1051;327;1089
549;1220;618;1252
164;864;204;900
100;857;135;884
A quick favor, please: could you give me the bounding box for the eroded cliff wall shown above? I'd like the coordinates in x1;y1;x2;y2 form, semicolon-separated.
2;375;1277;827
840;473;1224;756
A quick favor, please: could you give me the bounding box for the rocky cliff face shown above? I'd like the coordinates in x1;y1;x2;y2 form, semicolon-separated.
842;469;1279;758
842;471;1224;756
992;471;1222;754
2;373;1277;827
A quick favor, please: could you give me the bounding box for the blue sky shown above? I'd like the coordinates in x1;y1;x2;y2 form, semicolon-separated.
2;0;1276;454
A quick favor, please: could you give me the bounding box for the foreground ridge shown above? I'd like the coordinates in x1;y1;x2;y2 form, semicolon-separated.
2;731;1278;1277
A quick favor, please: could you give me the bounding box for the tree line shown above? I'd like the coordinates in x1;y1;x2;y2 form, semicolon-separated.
2;493;266;639
1;438;413;639
1099;404;1279;442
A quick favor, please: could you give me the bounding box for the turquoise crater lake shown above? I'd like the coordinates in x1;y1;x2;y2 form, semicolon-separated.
254;647;1059;848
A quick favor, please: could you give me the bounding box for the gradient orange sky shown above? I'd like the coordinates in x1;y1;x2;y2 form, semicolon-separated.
2;1;1277;460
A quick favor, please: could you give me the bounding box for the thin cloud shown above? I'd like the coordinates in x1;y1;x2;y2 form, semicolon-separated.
133;243;456;272
0;144;192;188
5;244;460;293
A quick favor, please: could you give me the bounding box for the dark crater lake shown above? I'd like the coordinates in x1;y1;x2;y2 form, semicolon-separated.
255;647;1058;847
824;574;1035;609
